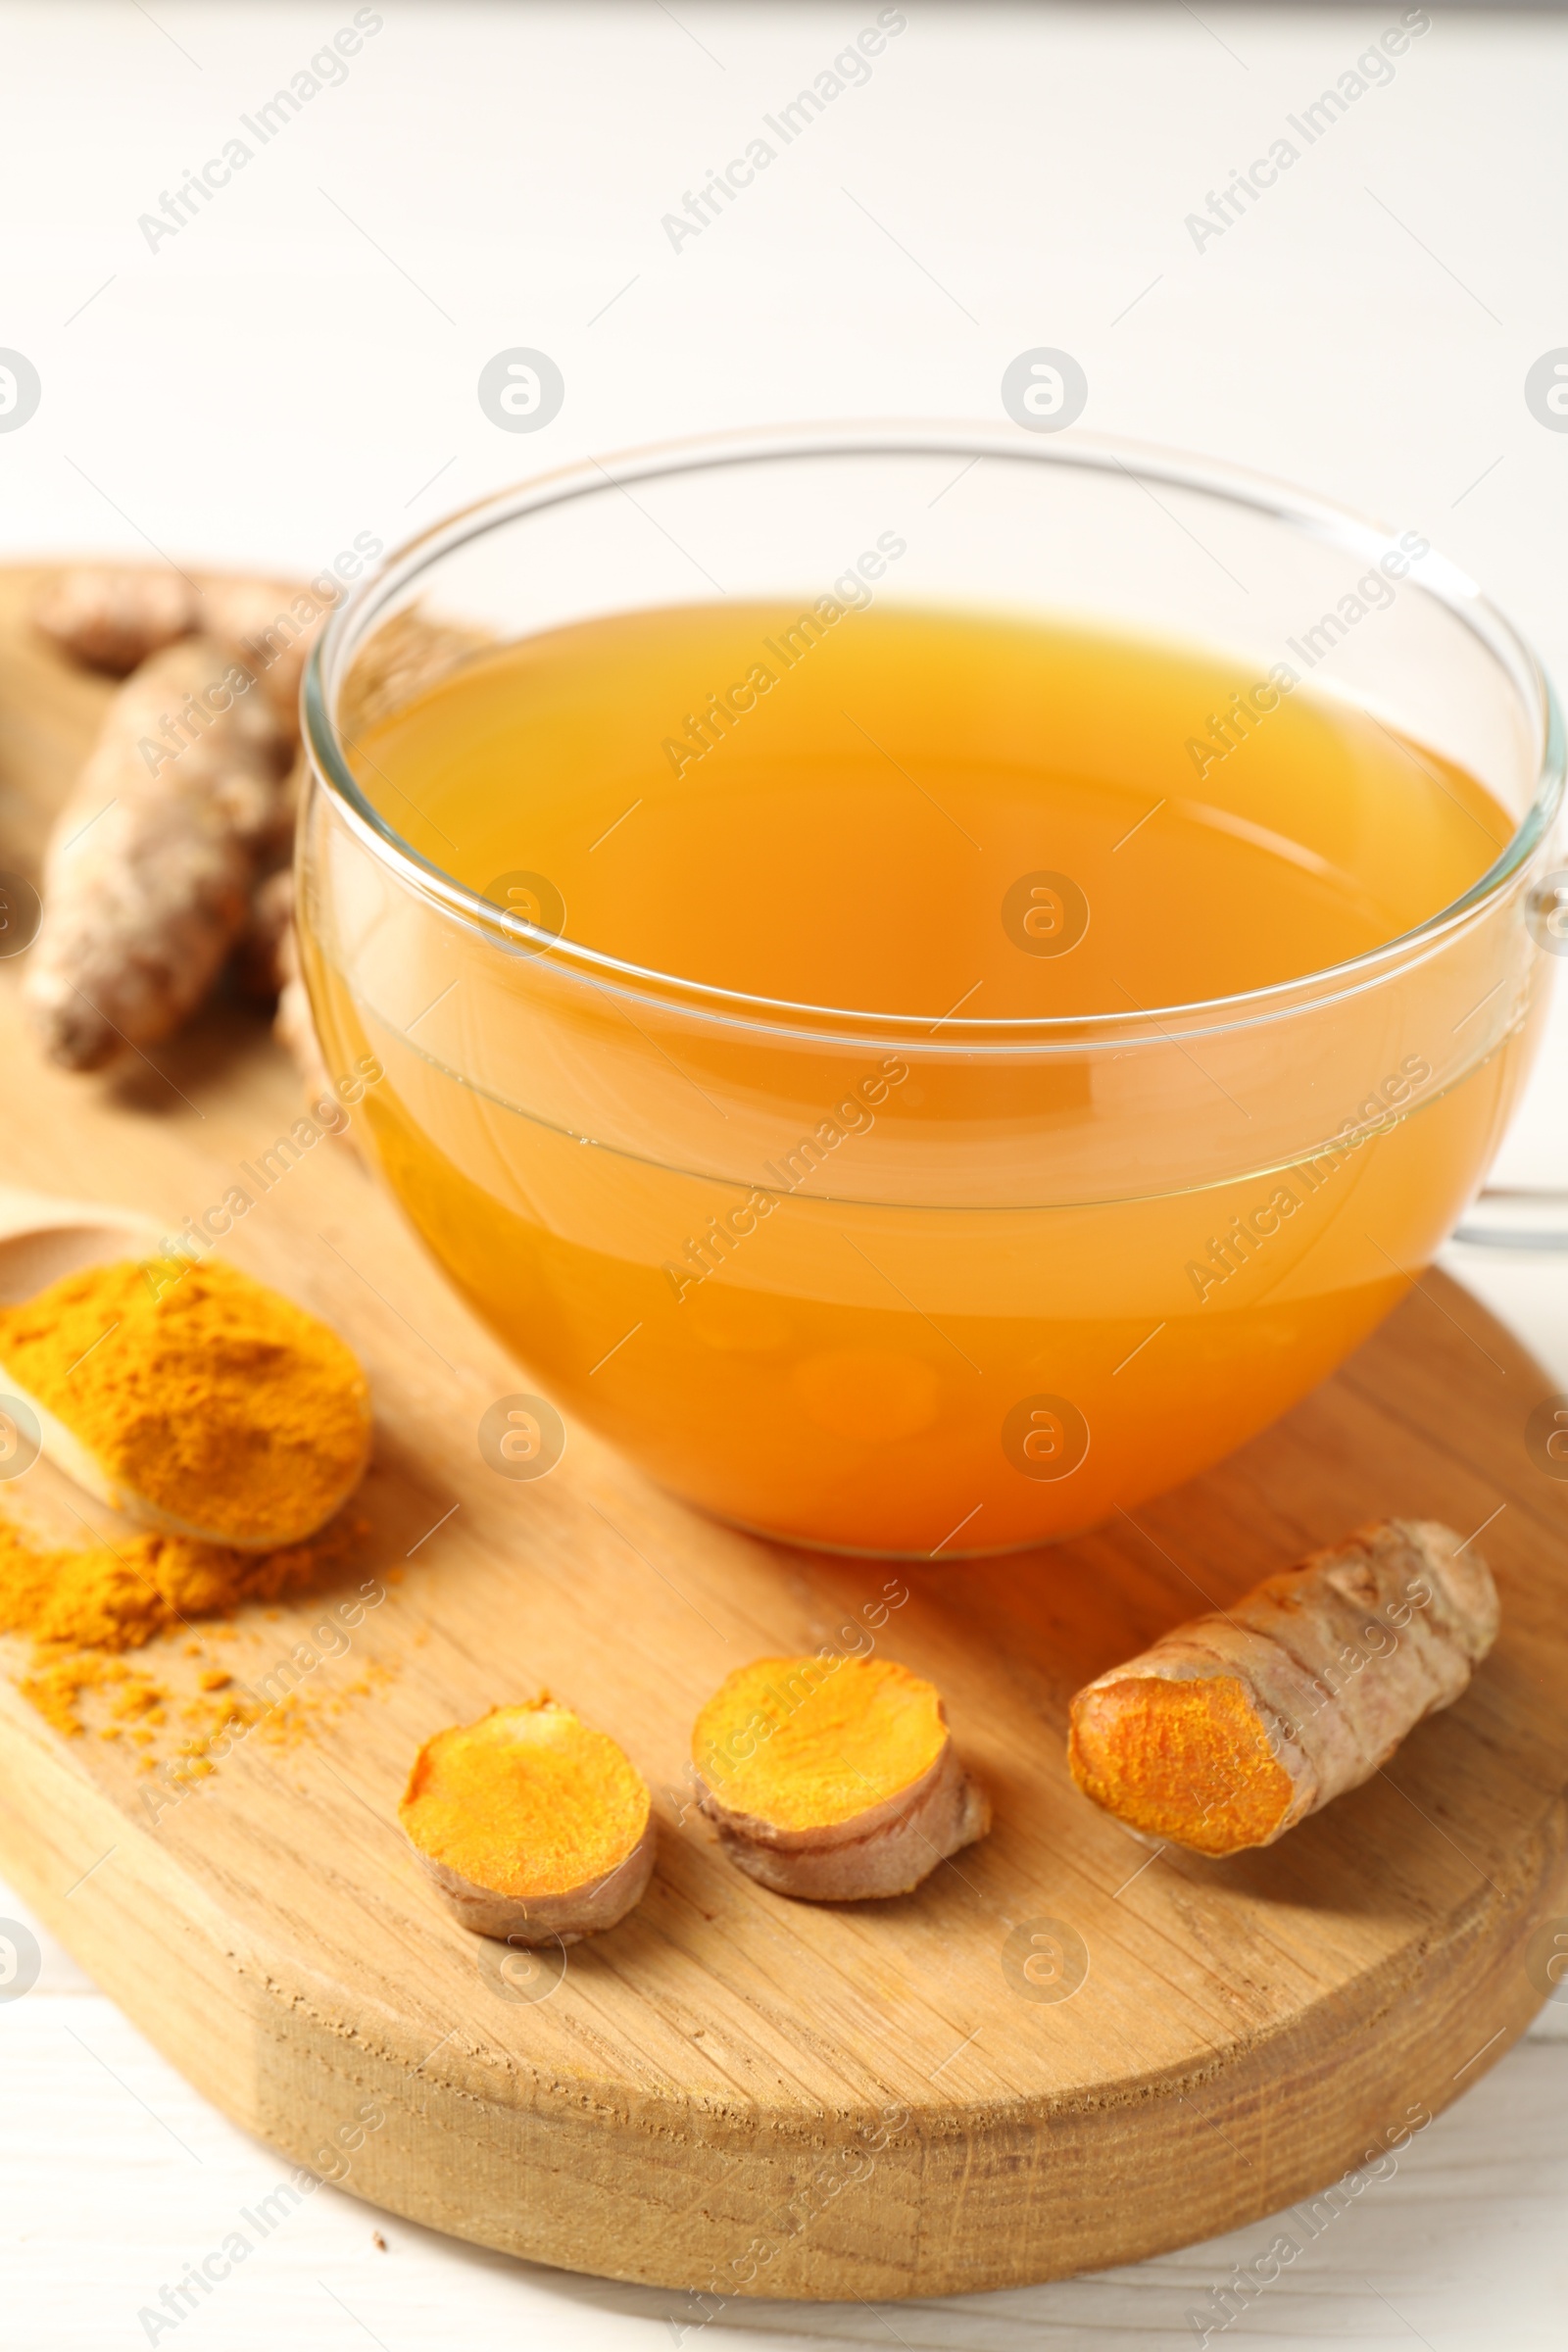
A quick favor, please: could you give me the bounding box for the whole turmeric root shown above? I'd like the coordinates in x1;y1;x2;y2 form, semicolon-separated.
33;565;200;677
29;566;485;1090
24;638;291;1069
34;564;332;745
1068;1519;1498;1857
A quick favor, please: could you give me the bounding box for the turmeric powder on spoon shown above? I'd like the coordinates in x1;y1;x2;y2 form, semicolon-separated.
0;1256;371;1548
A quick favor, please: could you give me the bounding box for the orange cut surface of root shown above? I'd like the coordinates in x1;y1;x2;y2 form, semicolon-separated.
1068;1674;1296;1855
399;1700;650;1900
693;1654;949;1832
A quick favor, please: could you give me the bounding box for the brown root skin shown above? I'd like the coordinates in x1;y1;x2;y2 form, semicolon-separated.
29;574;484;1083
201;578;322;746
231;865;296;1004
409;1814;657;1945
34;566;199;675
24;636;291;1070
1068;1518;1498;1858
699;1737;990;1901
33;565;336;746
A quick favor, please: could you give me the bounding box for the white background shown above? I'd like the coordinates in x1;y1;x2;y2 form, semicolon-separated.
3;4;1567;2346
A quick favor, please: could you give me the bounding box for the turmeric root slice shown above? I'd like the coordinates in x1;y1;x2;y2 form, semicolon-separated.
1068;1518;1498;1858
399;1701;655;1945
692;1655;990;1901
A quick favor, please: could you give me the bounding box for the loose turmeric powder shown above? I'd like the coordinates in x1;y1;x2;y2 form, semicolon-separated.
1068;1518;1498;1857
0;1506;363;1744
0;1256;371;1547
400;1699;655;1943
692;1655;990;1901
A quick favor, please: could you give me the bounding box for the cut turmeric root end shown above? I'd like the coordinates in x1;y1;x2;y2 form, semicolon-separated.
1067;1519;1499;1858
1068;1674;1297;1856
693;1654;990;1901
399;1700;655;1944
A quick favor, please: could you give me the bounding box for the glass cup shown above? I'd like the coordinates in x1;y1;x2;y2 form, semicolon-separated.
299;426;1563;1556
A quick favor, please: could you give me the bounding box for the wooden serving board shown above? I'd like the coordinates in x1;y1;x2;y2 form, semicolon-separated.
0;565;1564;2302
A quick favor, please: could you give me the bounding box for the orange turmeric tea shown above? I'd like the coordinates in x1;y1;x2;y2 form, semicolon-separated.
310;603;1535;1554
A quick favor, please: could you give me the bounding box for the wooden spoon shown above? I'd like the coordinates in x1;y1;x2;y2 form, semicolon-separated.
0;1185;368;1550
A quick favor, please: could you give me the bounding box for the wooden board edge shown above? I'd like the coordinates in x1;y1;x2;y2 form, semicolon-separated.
4;1683;1561;2300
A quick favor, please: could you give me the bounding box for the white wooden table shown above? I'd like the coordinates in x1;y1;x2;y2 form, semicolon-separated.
4;3;1568;2340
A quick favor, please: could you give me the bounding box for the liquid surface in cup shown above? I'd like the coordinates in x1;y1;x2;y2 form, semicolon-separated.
315;602;1534;1555
355;603;1509;1016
